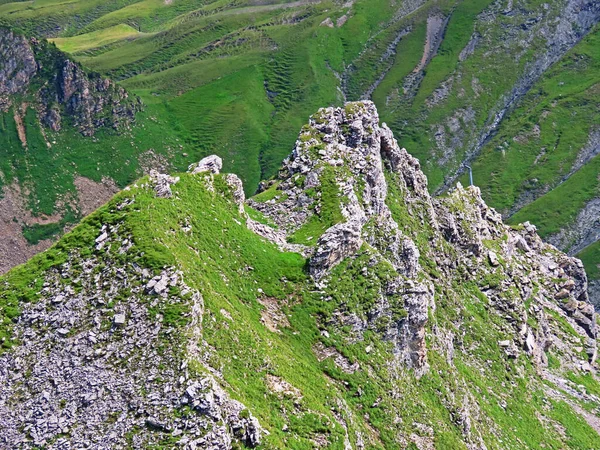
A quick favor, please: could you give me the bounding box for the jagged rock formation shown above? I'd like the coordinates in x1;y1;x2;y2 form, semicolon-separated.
0;243;262;449
1;102;599;448
250;101;597;375
0;27;141;136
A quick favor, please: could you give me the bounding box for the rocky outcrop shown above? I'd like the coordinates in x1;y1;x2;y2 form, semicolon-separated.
150;170;179;198
188;155;223;175
0;29;37;110
250;101;597;376
310;220;363;282
249;101;434;373
0;27;142;136
0;222;262;449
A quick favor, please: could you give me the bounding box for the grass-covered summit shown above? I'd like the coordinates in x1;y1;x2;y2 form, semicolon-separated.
1;102;600;448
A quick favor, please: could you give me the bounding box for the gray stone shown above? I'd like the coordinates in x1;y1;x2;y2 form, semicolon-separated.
189;155;223;174
113;314;126;327
488;251;499;267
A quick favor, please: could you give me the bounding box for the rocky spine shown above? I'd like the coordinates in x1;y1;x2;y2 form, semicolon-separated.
0;102;597;448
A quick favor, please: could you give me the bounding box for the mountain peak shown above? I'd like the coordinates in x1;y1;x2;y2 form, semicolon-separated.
0;102;598;448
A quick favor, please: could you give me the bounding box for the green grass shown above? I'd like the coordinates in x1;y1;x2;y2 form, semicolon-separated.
508;155;600;237
578;241;600;281
168;65;273;195
288;166;344;245
50;23;143;53
2;168;600;447
0;103;190;217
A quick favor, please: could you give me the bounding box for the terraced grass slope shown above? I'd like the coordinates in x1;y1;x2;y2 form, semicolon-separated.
1;0;599;300
1;103;600;448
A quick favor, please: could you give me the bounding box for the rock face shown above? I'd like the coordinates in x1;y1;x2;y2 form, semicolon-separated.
250;101;597;374
0;27;142;136
0;29;37;110
0;225;263;449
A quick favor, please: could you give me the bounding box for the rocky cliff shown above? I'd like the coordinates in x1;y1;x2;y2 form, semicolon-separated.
0;27;141;136
1;102;599;448
0;26;158;281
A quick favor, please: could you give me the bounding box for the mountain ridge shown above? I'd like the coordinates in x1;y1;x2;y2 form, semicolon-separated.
1;0;599;307
1;101;599;448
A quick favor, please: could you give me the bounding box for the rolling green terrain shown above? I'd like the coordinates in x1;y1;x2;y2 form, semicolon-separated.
0;0;599;297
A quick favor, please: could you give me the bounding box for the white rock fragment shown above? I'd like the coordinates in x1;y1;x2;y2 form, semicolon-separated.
188;155;222;174
113;314;126;327
488;250;499;266
95;232;108;244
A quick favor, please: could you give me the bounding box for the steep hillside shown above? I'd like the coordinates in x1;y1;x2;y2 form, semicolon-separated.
1;102;600;448
0;27;142;136
1;0;599;303
466;26;600;306
0;27;190;274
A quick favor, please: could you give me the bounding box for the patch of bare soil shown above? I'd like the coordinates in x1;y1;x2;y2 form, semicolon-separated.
312;342;359;374
0;183;62;274
258;296;290;333
414;15;447;73
13;106;27;148
74;176;119;217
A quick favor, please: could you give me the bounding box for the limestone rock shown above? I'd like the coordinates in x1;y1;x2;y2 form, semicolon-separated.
149;170;179;198
309;220;363;282
189;155;223;175
488;251;499;266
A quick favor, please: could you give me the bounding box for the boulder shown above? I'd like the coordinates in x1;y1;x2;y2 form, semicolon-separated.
189;155;223;174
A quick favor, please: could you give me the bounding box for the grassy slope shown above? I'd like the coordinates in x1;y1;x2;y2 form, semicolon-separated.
49;23;143;53
1;171;599;447
0;102;188;239
579;241;600;281
466;27;600;281
1;0;599;281
469;28;600;219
